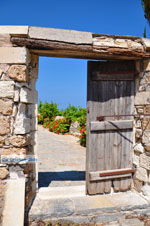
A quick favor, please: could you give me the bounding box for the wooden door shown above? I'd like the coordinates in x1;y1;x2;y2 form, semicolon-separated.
86;61;135;195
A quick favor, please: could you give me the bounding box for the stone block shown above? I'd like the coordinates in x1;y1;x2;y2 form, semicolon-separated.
30;117;37;131
145;145;150;152
20;87;38;104
142;38;150;50
29;26;92;44
135;167;148;182
135;91;150;105
142;118;150;130
14;103;31;134
0;116;10;135
0;47;30;64
8;65;28;82
141;184;150;196
142;131;150;145
0;26;29;35
0;168;9;179
28;104;37;118
133;179;143;192
0;136;5;147
14;118;30;134
0;147;27;155
134;143;144;154
0;34;12;47
0;81;14;98
140;154;150;170
14;88;20;102
144;106;150;114
0;99;13;115
133;154;140;167
0;64;9;76
144;60;150;71
9;135;31;147
135;129;142;139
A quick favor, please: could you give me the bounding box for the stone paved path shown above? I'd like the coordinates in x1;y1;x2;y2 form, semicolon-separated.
37;125;86;188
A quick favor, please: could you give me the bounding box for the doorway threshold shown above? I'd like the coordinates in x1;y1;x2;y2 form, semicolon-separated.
29;187;150;225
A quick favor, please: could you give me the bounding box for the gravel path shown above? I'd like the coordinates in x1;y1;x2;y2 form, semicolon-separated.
37;125;86;187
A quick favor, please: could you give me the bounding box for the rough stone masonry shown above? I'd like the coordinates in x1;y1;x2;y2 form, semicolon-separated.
0;26;150;224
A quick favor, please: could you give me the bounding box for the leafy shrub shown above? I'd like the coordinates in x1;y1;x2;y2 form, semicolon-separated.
79;125;86;147
48;119;70;134
62;105;86;124
38;101;60;124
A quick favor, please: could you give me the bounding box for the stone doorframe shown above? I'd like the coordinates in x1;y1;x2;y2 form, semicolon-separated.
0;26;150;213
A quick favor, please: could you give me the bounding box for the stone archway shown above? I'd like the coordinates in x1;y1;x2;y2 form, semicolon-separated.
0;26;150;224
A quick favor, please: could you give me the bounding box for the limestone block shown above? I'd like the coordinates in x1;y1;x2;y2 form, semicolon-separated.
144;106;150;114
0;136;5;147
135;129;142;139
20;87;38;104
141;184;150;196
14;118;30;134
0;34;12;47
0;99;13;115
133;143;144;153
0;26;29;35
28;104;37;118
135;120;141;128
0;147;27;155
0;81;14;98
144;60;150;71
29;27;92;44
140;154;150;170
127;39;143;51
8;65;28;82
142;38;150;50
14;88;20;102
135;91;150;105
0;116;10;135
133;179;143;192
0;168;9;179
135;167;148;182
145;145;150;152
142;118;150;130
133;154;140;167
0;47;30;64
14;103;30;134
12;105;18;117
9;135;31;147
142;131;150;145
30;117;37;131
0;64;9;75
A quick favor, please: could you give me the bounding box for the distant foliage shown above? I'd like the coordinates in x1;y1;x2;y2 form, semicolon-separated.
38;102;87;146
62;105;86;124
38;101;60;124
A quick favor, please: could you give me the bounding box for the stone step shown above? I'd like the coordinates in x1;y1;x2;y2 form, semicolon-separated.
29;189;150;225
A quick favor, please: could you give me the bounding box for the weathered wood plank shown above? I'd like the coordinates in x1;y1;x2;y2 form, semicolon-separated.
91;73;134;81
90;120;133;131
11;37;150;60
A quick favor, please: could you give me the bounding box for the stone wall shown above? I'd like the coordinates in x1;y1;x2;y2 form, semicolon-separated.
133;60;150;193
0;35;38;219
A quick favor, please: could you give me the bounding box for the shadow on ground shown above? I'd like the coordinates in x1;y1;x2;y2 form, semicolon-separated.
38;171;85;188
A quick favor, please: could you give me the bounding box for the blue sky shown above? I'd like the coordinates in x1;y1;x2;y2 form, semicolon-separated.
0;0;149;109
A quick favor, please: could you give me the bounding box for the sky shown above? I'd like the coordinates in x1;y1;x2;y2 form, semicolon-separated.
0;0;149;109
